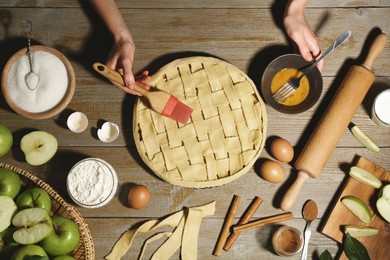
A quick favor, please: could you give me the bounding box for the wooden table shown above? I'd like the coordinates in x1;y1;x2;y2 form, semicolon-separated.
1;1;389;259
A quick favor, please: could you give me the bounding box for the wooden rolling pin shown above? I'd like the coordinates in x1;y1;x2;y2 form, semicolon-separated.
280;33;388;211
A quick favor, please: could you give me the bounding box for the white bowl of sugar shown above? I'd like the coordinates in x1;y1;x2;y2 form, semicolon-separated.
1;45;75;119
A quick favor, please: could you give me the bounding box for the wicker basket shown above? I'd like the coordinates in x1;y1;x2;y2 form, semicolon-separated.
0;163;95;259
133;57;267;188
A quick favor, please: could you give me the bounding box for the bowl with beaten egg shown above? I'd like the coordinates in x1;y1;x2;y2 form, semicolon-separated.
261;54;322;113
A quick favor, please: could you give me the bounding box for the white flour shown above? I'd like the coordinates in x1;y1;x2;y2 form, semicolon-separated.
7;50;68;113
67;159;115;205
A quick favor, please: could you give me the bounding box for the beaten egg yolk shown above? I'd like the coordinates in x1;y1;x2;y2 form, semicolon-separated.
271;68;310;106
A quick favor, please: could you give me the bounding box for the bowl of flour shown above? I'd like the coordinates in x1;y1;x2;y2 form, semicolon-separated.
67;158;118;208
1;45;75;119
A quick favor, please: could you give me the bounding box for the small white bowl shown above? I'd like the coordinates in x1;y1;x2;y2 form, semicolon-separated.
97;122;120;143
67;112;88;133
67;158;118;208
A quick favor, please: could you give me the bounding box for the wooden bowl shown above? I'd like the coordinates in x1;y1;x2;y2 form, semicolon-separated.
1;45;76;119
0;163;95;259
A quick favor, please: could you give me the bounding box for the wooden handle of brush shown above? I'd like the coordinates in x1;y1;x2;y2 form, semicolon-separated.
92;62;149;96
280;33;387;211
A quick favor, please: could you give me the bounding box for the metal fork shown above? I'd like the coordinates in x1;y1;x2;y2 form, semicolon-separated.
273;30;352;103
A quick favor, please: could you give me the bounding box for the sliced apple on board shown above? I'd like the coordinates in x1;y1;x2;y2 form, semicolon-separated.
350;124;380;153
349;166;382;189
344;225;379;238
20;131;58;166
0;196;17;232
341;196;372;224
12;207;52;245
377;184;390;222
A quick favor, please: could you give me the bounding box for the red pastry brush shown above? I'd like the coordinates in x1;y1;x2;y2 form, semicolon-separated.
93;62;193;124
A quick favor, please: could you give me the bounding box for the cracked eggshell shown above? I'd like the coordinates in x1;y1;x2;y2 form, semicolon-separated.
67;112;88;133
98;122;119;143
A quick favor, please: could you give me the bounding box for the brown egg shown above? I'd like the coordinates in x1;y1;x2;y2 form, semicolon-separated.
128;184;150;209
270;138;294;163
260;159;286;183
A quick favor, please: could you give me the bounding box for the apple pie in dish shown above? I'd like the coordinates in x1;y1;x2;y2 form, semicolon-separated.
133;57;267;188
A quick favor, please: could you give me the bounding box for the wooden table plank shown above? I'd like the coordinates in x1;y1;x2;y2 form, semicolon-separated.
0;2;389;260
0;8;389;77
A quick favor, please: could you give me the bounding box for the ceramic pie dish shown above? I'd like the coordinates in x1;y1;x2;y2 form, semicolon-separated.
133;56;267;188
1;45;76;119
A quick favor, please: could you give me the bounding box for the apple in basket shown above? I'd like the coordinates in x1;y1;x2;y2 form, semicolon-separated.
0;123;13;158
10;244;48;260
20;131;58;166
0;227;19;259
16;187;52;212
12;207;52;245
40;216;80;256
0;196;17;233
0;168;21;199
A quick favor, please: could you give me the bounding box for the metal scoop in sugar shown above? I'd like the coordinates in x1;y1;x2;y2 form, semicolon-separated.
23;20;39;90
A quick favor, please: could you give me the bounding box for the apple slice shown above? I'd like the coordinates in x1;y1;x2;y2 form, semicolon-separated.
341;196;372;224
344;225;379;238
350;124;380;153
377;184;390;222
0;196;17;232
349;166;382;189
20;131;58;166
12;207;52;245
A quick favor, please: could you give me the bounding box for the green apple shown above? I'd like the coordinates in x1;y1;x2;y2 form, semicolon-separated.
341;196;372;224
0;168;21;199
344;225;379;238
12;207;52;245
16;187;52;212
0;195;17;232
20;131;58;166
40;216;80;256
0;123;13;158
376;184;390;222
349;166;382;189
10;244;49;260
0;227;19;259
52;255;75;260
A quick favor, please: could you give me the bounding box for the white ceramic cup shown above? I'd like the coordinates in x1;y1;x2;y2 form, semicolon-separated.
372;89;390;127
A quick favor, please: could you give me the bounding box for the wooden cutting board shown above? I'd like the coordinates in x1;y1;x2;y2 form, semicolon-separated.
321;156;390;260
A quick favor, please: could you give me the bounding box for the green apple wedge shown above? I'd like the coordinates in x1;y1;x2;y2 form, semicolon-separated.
0;168;21;199
350;124;380;153
376;184;390;222
20;131;58;166
341;196;372;224
12;207;52;245
349;166;382;189
16;187;52;212
0;196;17;232
10;244;49;260
40;216;80;256
344;225;379;238
0;123;13;158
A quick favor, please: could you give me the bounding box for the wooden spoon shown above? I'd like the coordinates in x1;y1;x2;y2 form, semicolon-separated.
301;200;318;260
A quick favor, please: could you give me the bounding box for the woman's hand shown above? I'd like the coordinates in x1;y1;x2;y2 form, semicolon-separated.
283;0;323;71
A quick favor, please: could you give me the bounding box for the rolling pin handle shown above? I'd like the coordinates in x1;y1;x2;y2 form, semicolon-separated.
363;33;388;70
280;171;309;211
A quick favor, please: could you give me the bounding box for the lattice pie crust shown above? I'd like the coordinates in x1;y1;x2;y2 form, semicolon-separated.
133;57;267;188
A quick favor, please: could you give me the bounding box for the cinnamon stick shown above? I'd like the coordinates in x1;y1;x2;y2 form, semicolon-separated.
223;196;263;251
213;195;241;256
232;212;293;233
